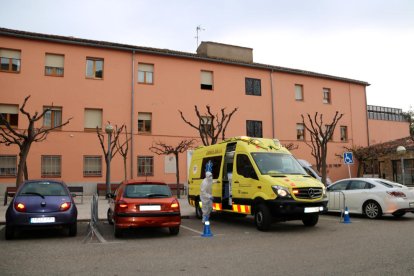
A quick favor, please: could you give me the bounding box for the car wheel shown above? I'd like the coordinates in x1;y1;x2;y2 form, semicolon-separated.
114;225;122;238
5;225;14;240
169;226;180;235
302;214;319;227
392;211;406;218
195;200;203;219
254;204;272;231
107;208;114;225
363;201;382;219
68;223;77;237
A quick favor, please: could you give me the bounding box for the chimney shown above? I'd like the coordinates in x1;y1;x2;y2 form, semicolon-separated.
197;42;253;63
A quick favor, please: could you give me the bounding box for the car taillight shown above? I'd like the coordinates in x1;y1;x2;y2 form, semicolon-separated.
170;199;179;210
387;191;406;197
15;202;26;212
60;202;71;211
116;200;128;209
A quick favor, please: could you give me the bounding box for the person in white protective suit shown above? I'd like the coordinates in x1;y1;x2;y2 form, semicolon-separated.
200;171;214;223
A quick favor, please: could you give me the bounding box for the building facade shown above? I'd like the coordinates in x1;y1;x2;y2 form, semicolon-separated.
0;28;407;193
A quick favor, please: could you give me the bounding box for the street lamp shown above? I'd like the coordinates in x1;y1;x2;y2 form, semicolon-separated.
105;123;114;197
396;145;406;185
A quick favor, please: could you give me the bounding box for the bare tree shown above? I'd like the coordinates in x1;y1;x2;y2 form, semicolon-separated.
116;126;131;181
402;107;414;141
301;111;344;185
179;105;238;146
0;95;71;187
96;123;126;195
149;139;195;198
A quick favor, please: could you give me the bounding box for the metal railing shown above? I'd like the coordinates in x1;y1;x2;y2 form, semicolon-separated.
84;193;106;243
328;191;346;222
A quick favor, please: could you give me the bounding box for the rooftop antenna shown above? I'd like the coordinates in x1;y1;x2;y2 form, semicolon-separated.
195;25;205;49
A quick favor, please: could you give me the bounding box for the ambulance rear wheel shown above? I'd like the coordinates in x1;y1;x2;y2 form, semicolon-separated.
195;200;203;219
254;204;271;231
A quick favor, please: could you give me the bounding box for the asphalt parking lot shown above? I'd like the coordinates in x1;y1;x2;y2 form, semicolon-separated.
1;212;414;275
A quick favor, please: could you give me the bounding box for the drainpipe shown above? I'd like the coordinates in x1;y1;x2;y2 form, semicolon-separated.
363;85;370;146
130;50;135;179
269;69;275;138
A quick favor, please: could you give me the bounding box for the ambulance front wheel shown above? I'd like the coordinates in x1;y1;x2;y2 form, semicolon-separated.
254;204;272;231
302;213;319;227
195;200;203;219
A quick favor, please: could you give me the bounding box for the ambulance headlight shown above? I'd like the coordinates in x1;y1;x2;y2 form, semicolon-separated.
272;186;291;198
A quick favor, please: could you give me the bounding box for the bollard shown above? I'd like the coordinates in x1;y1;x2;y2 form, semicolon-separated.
342;206;351;224
201;221;213;237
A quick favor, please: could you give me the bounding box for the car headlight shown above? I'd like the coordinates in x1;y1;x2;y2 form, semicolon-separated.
272;186;291;198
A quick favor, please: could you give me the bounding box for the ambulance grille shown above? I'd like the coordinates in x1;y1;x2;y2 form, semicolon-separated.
294;188;323;199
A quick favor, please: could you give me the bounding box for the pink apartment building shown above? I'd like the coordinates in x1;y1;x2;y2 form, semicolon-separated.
0;28;409;193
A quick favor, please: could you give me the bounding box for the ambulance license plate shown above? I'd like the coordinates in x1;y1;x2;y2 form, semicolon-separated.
304;207;319;213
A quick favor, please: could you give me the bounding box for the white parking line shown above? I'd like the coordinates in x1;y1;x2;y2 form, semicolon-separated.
180;225;203;235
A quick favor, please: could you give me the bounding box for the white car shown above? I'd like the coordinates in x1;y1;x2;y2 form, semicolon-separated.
326;178;414;219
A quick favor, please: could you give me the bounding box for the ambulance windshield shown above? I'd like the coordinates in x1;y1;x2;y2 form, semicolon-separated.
251;152;307;175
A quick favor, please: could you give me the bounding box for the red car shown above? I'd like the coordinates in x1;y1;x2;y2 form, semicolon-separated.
107;180;181;237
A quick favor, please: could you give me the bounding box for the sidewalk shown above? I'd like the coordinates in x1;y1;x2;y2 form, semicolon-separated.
0;196;194;224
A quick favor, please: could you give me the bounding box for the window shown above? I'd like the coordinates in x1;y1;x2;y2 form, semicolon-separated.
138;112;152;133
296;123;305;140
138;156;153;176
0;48;21;73
84;109;102;130
83;156;102;176
86;58;104;79
245;78;261;96
323;88;331;104
0;104;19;127
295;84;303;101
201;70;213;90
246;120;263;138
43;106;62;129
138;63;154;84
45;54;64;76
41;155;61;177
201;116;212;135
340;126;348;142
0;155;17;177
236;154;258;179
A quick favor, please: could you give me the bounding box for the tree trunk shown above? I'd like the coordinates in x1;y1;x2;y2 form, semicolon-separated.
16;143;31;187
321;146;327;185
123;156;127;181
24;162;29;180
175;153;180;199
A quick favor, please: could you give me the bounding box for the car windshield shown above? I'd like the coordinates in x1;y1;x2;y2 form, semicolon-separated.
124;184;172;198
19;181;68;197
251;152;307;175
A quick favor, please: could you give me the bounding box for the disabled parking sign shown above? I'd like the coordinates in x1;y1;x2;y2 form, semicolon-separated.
343;152;354;165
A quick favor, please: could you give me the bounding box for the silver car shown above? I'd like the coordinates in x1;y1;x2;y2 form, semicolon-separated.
326;178;414;219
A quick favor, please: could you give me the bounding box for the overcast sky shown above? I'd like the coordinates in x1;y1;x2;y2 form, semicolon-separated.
1;0;413;110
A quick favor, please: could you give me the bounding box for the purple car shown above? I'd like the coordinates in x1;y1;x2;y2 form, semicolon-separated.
5;180;78;240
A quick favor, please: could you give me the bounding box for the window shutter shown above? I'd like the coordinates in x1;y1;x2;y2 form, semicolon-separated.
45;54;64;67
201;71;213;85
0;104;18;114
84;109;102;129
0;49;20;59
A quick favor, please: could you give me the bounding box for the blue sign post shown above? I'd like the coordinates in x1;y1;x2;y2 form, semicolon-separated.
343;152;353;178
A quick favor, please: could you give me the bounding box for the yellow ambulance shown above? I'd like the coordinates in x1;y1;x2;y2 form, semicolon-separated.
188;136;328;231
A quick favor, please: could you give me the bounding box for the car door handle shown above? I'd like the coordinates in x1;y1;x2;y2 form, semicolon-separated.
234;181;239;184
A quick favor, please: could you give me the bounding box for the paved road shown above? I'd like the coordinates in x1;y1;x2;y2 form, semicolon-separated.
1;213;414;275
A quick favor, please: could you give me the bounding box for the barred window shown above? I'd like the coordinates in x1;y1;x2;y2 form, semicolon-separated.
246;120;263;138
83;156;102;176
41;155;61;178
138;156;153;176
245;78;261;96
0;155;17;177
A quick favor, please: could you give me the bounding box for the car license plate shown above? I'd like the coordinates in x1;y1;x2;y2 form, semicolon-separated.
30;217;55;223
304;207;320;213
139;205;161;211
